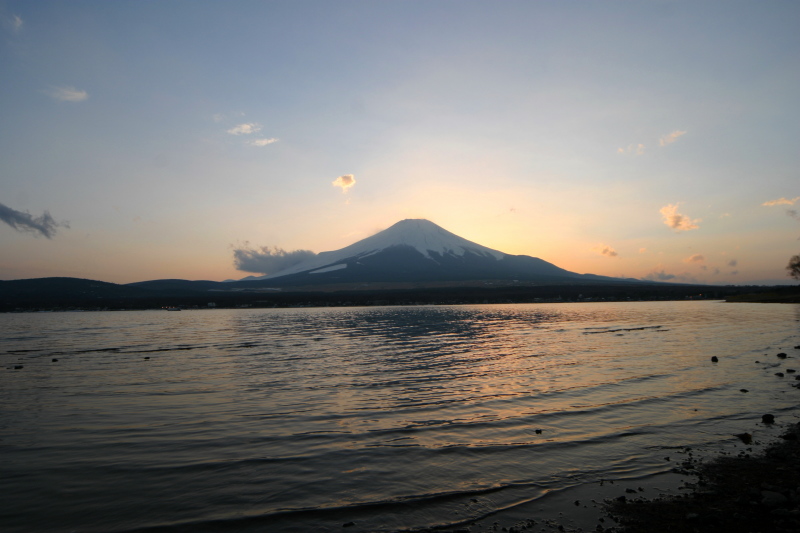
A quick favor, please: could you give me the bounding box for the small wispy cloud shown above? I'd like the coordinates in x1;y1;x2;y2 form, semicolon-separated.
617;143;645;156
642;268;675;281
593;244;618;258
248;138;279;147
11;14;22;32
683;254;705;263
227;123;261;135
762;196;800;206
641;267;696;283
47;86;88;102
332;174;356;193
659;130;687;146
660;203;700;232
0;202;69;238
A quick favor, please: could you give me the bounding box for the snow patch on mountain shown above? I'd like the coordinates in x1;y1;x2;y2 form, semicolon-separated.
262;219;505;279
309;264;347;274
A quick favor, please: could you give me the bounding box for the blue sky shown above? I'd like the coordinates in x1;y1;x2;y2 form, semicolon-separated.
1;1;798;284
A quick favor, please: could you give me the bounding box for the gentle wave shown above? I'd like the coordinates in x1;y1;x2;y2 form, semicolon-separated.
1;301;799;532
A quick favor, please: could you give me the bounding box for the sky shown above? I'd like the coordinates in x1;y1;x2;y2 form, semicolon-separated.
1;0;799;285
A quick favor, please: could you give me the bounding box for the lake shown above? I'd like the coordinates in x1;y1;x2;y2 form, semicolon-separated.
1;301;799;532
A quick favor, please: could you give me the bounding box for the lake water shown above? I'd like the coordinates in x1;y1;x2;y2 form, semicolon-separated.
1;301;799;532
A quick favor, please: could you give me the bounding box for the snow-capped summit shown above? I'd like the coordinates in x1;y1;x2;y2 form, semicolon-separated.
264;219;502;279
251;218;606;286
350;218;505;260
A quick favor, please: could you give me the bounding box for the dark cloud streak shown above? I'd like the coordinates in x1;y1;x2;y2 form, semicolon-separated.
0;202;68;238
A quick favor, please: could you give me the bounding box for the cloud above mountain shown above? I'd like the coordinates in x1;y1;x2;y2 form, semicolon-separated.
593;244;618;257
660;203;700;231
227;123;261;135
47;86;88;102
617;144;645;156
247;138;278;147
332;174;356;192
0;202;69;238
641;267;696;283
233;244;316;274
659;130;687;146
762;197;800;206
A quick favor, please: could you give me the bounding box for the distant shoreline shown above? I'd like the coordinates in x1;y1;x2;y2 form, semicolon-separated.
3;276;798;312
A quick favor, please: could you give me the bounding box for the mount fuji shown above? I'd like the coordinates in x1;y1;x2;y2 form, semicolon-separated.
245;219;621;287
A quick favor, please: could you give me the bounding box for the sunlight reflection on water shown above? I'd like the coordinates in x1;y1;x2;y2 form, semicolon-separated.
1;301;799;532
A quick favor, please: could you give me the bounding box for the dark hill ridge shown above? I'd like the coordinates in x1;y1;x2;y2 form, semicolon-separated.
0;276;771;311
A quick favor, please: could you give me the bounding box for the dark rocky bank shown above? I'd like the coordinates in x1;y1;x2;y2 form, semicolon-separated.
605;420;800;533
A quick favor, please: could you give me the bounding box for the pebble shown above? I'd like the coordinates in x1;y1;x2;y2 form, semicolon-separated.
761;490;788;507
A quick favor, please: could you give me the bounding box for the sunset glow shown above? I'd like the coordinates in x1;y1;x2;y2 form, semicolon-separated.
1;1;798;285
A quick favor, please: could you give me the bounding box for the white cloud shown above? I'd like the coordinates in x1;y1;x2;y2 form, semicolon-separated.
12;14;22;32
247;138;279;147
659;130;687;146
660;203;700;232
762;197;800;206
332;174;356;192
227;123;261;135
47;86;88;102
